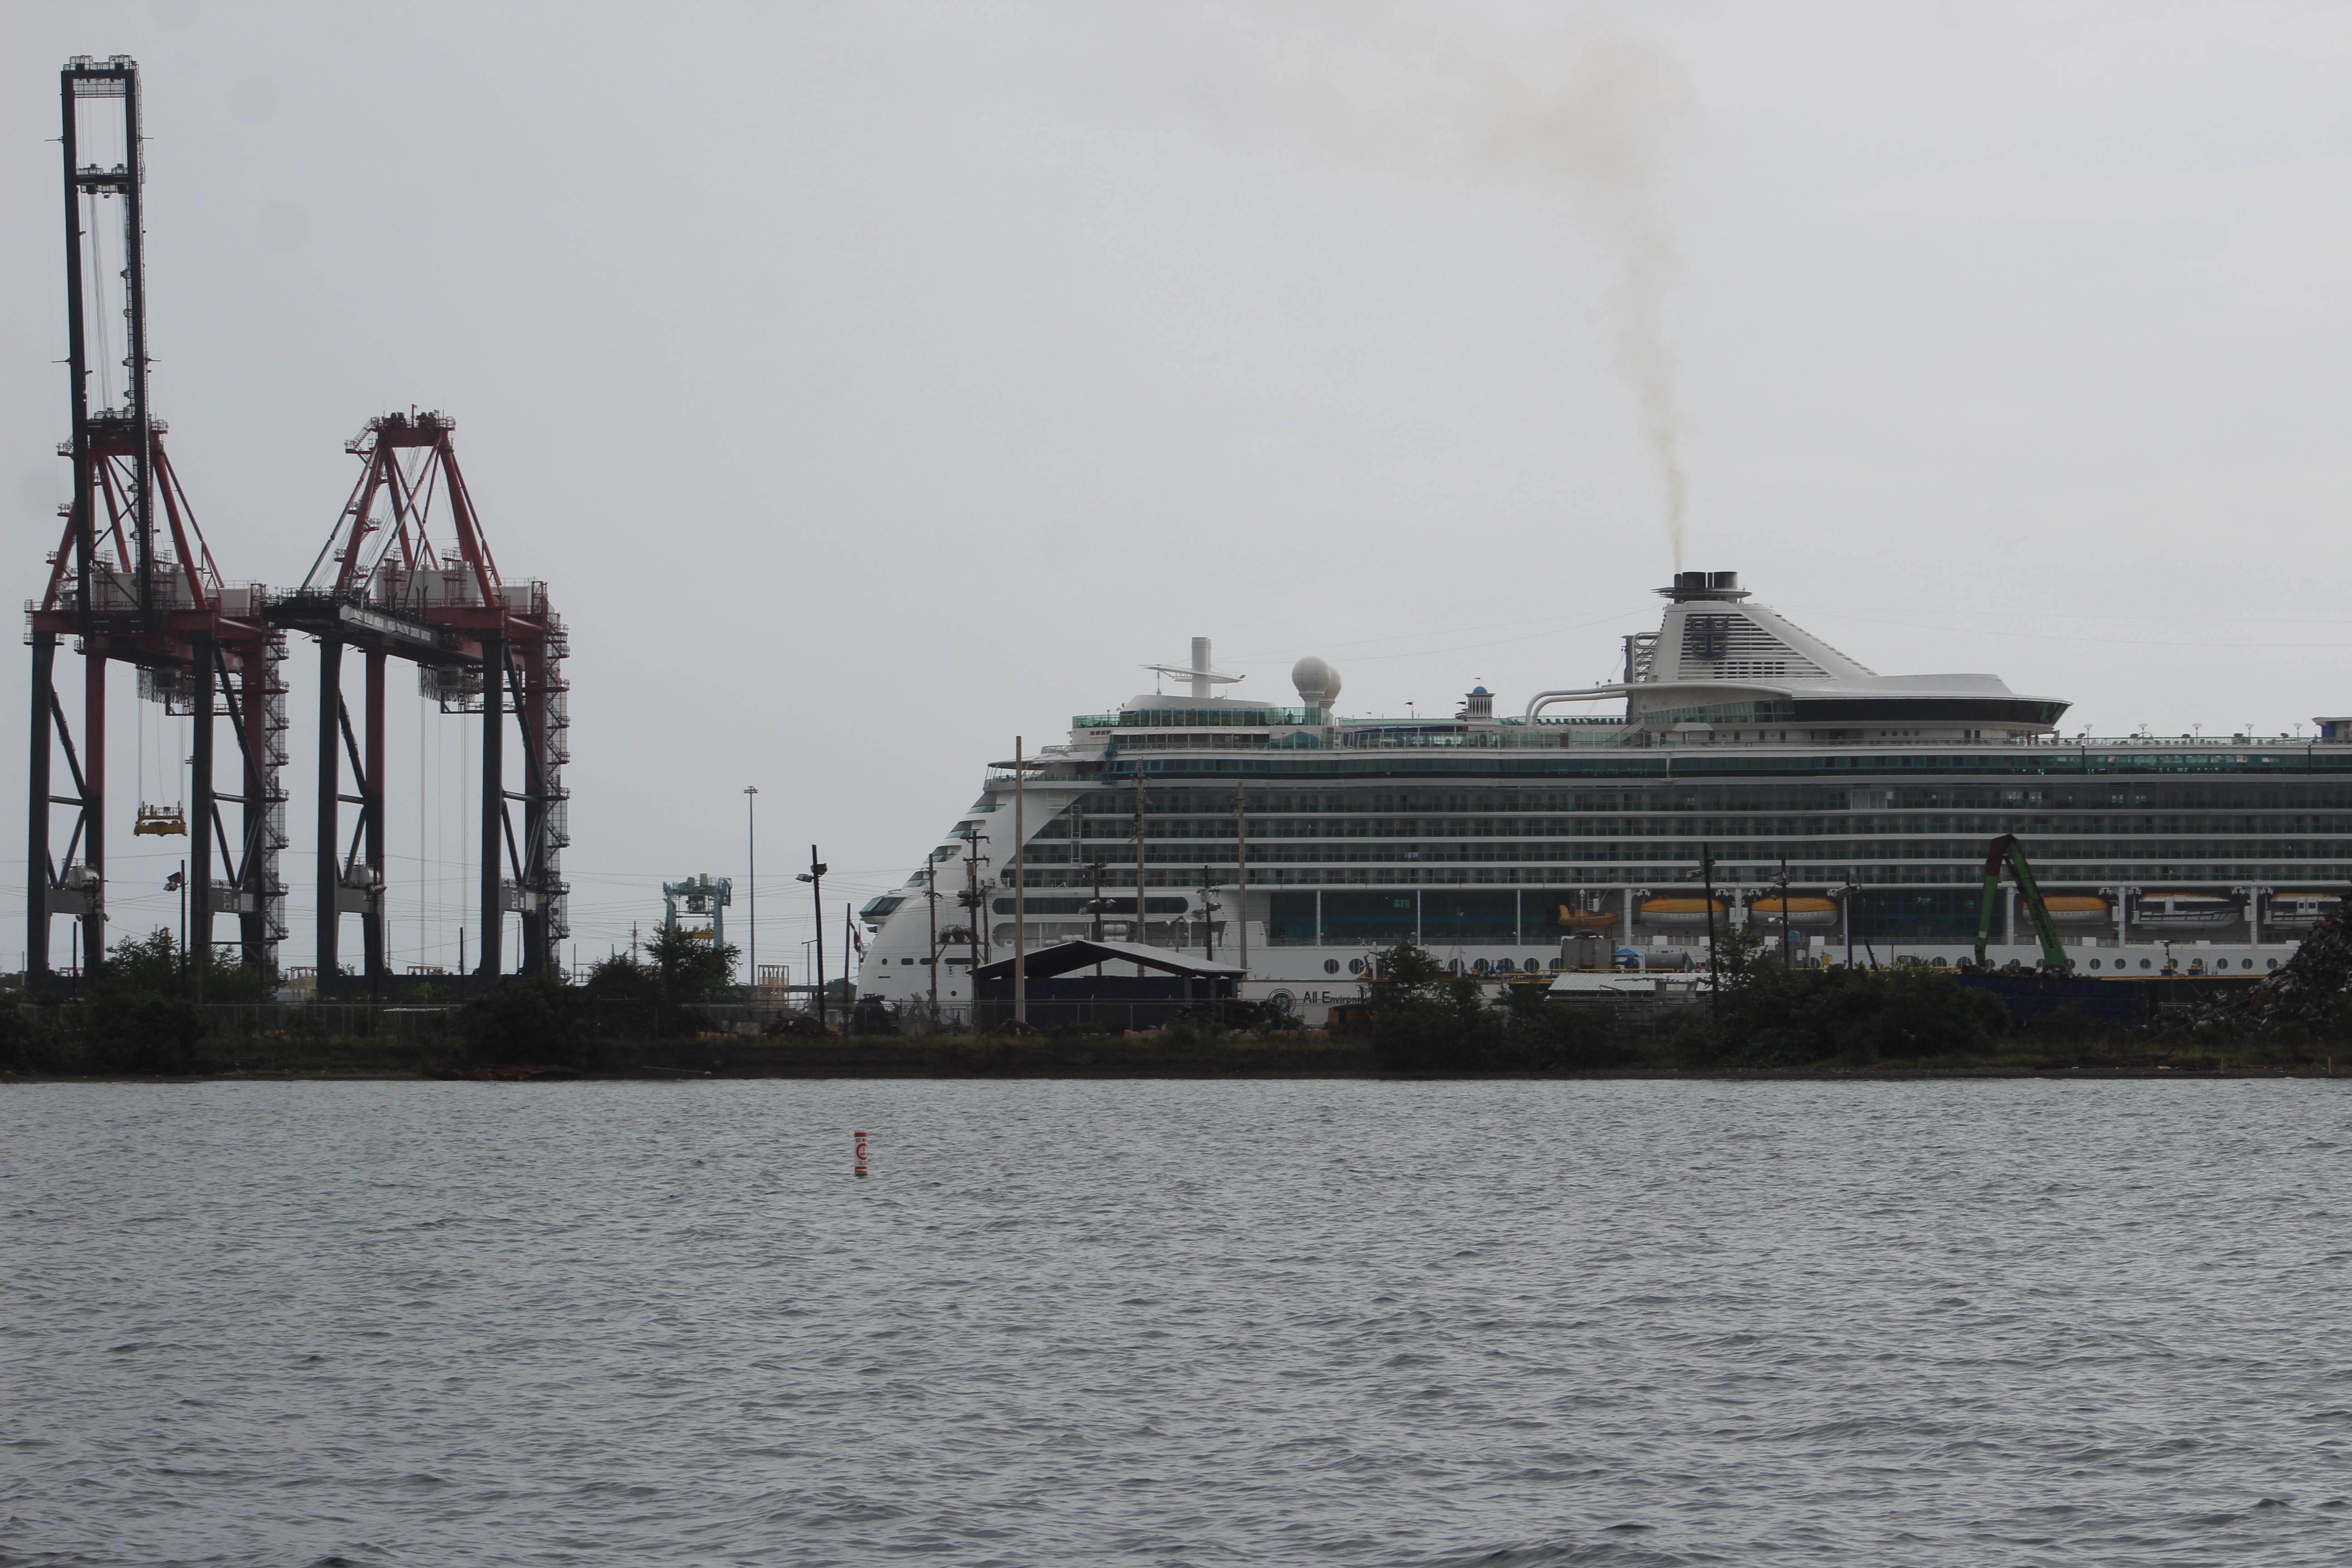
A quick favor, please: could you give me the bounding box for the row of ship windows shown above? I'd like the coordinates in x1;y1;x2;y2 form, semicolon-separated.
1068;787;2352;814
1043;815;2352;841
1014;865;2350;889
1016;839;2352;866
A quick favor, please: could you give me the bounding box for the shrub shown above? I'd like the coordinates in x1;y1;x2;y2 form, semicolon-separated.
464;976;591;1068
1713;965;2008;1066
84;986;206;1074
0;994;43;1072
1505;997;1645;1070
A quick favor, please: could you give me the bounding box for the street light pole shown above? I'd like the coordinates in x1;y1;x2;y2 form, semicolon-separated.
925;855;940;1015
1700;845;1718;1019
798;847;828;1029
744;785;758;999
1013;736;1027;1029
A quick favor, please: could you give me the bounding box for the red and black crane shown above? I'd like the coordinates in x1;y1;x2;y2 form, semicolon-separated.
31;56;572;997
270;412;570;994
28;55;287;989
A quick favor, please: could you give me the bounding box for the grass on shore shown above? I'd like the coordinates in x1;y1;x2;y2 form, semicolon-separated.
2;1016;2345;1080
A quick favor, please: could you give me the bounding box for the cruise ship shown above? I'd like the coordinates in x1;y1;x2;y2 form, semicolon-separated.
856;572;2352;1025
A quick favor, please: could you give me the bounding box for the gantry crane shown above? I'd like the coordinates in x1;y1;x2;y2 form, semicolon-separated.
29;56;287;989
269;412;570;994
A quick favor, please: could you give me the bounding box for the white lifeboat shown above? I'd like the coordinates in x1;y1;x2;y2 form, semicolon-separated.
2263;892;2341;929
2132;893;2237;931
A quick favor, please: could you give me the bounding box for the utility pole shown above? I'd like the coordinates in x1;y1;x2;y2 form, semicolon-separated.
956;826;990;980
1081;857;1107;980
1234;783;1249;986
1196;864;1220;962
1013;737;1026;1029
1132;776;1149;976
1083;859;1107;943
170;862;186;979
1778;854;1793;973
796;847;827;1029
924;854;940;1014
1700;844;1718;1019
744;785;758;1000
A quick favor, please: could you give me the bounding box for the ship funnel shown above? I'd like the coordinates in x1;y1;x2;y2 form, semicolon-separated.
1143;637;1244;699
1659;570;1750;603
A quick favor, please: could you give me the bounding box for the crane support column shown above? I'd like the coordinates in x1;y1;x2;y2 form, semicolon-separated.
315;638;341;985
27;633;54;980
519;647;546;977
363;650;386;995
80;652;104;976
237;646;267;971
188;632;214;966
478;630;504;979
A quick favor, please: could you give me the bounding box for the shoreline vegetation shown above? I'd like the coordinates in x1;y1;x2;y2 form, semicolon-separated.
3;928;2346;1084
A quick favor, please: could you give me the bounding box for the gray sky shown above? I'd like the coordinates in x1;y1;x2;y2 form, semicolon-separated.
6;1;2352;977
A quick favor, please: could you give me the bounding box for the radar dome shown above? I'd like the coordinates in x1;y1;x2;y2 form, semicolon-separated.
1292;656;1341;709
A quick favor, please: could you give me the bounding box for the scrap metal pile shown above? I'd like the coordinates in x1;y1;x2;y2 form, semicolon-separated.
2176;890;2352;1032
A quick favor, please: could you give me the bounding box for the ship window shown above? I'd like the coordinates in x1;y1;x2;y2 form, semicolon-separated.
1323;959;1339;974
2140;958;2153;969
2089;959;2101;969
2268;958;2279;969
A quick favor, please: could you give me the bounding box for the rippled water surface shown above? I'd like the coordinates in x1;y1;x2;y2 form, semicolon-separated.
4;1079;2349;1566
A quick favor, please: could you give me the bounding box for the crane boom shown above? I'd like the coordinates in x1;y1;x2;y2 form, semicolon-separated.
1975;834;2072;971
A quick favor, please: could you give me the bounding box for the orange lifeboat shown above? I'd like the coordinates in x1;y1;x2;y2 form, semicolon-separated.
1554;906;1620;930
2041;895;2109;925
1638;897;1728;926
1746;896;1838;927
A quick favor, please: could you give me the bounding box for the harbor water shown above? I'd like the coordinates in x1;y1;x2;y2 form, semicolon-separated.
3;1078;2347;1565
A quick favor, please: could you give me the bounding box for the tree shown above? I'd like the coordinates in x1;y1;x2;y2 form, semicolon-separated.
107;927;185;992
1708;917;1778;992
643;926;741;1003
582;951;654;1002
102;926;264;1001
1367;943;1504;1070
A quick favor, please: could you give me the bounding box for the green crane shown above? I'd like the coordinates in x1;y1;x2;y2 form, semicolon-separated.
1975;834;2072;972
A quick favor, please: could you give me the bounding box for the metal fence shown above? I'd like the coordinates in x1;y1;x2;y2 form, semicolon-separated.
19;1002;469;1036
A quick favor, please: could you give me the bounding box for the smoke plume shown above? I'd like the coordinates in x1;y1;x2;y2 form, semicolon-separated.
1147;2;1694;566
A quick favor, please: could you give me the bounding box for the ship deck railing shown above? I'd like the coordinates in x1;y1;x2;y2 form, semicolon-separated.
1070;730;2349;754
